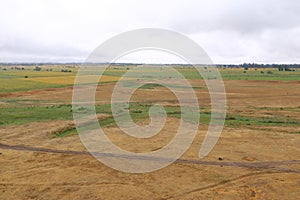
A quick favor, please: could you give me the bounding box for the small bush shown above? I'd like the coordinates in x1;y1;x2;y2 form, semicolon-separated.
34;66;42;71
61;69;72;72
131;110;143;113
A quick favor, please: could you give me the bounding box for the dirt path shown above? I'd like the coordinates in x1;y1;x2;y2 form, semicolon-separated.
1;142;299;174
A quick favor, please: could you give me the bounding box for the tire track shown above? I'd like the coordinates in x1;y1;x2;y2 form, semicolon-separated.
163;171;279;199
0;142;299;173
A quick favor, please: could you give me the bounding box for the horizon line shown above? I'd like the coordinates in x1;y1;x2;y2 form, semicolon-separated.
1;62;300;66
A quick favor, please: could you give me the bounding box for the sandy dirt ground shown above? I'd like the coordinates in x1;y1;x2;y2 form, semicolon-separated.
0;80;300;199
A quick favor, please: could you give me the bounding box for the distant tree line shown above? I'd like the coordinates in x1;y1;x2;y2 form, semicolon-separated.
1;63;300;69
239;63;300;69
13;67;25;70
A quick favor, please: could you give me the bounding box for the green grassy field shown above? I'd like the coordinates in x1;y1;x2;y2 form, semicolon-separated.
1;66;299;93
103;67;300;81
1;101;299;137
1;65;300;138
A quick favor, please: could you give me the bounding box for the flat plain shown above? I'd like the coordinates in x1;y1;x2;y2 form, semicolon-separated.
0;65;299;199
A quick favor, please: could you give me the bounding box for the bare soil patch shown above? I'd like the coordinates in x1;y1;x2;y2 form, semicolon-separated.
0;79;300;199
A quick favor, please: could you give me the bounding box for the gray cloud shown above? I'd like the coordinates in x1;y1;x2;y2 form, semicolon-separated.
170;0;300;34
0;0;299;63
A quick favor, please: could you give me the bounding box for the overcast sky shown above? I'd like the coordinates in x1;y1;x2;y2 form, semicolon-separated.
0;0;299;64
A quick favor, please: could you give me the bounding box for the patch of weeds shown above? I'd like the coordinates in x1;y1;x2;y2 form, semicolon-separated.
131;109;143;113
54;127;76;137
225;113;300;127
192;86;204;90
139;83;162;90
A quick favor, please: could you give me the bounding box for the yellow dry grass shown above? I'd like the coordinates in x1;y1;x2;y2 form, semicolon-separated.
19;75;122;85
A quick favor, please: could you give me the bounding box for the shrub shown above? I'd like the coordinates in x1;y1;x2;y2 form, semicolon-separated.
34;66;42;71
61;69;72;73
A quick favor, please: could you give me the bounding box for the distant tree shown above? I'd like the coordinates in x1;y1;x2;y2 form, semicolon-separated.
61;69;72;72
285;67;292;71
34;66;42;71
242;63;249;70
